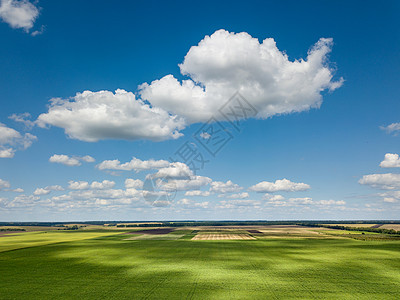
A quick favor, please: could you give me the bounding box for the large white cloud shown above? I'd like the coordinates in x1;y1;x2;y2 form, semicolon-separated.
0;0;39;32
0;123;36;158
359;173;400;190
97;156;170;171
37;90;185;142
249;178;310;192
36;30;341;143
380;153;400;168
140;29;343;124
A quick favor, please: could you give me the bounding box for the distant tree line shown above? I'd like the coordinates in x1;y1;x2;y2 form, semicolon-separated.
116;221;319;227
0;228;25;231
63;225;80;230
1;220;400;227
297;223;400;235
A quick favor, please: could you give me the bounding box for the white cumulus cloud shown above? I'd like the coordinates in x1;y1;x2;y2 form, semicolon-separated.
125;179;144;189
263;194;285;201
32;185;63;196
249;179;310;192
184;190;211;197
148;162;193;180
68;180;116;191
217;199;261;209
383;197;397;203
210;180;242;193
314;199;345;205
33;188;51;196
68;181;90;190
359;173;400;190
49;155;80;166
97;156;170;172
140;29;342;124
0;0;39;32
90;180;115;190
0;123;37;158
380;153;400;168
80;155;95;163
177;198;209;208
0;148;14;158
219;192;249;199
49;154;95;166
157;176;212;192
36;30;341;143
37;89;185;142
265;197;344;207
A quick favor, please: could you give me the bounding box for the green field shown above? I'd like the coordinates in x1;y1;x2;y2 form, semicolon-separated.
1;227;400;299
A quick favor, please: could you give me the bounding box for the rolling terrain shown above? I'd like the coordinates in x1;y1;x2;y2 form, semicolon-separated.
1;225;400;299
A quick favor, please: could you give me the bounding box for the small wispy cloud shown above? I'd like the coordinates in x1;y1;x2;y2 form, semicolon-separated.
380;123;400;135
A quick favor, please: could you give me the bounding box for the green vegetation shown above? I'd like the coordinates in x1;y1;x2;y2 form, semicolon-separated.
0;230;122;252
1;228;400;299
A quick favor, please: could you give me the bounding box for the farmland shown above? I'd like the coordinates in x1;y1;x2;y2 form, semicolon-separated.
1;225;400;299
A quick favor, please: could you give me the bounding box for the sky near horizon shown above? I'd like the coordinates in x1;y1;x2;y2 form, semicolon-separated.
0;0;399;221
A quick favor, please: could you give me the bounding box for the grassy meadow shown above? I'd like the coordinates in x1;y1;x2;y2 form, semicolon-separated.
1;226;400;299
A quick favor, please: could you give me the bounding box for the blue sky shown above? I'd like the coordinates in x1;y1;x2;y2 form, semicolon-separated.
0;0;399;221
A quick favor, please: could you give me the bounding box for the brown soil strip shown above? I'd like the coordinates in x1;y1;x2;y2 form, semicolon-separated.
124;234;184;241
0;231;25;237
371;224;383;228
247;230;262;234
192;233;255;240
